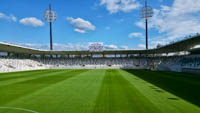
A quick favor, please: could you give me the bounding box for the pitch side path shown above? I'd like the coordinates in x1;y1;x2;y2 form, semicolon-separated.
0;69;199;113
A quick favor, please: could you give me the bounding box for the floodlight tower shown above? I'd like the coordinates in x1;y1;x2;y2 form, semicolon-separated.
140;0;153;50
44;4;57;50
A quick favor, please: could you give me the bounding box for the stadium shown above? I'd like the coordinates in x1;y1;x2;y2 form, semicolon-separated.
0;0;200;113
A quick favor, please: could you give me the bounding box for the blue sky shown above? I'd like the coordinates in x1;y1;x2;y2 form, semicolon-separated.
0;0;199;50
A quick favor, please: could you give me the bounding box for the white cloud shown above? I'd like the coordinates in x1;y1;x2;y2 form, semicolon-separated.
128;32;144;38
104;44;118;49
19;17;44;27
171;0;200;16
137;44;145;49
19;43;89;51
0;13;17;22
136;20;154;29
136;0;200;48
161;5;171;11
53;43;89;50
150;39;168;47
120;46;129;50
74;29;86;34
67;17;96;33
100;0;141;13
136;20;145;29
13;42;122;51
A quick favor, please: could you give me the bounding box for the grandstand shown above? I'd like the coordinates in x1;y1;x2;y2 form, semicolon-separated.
0;34;200;74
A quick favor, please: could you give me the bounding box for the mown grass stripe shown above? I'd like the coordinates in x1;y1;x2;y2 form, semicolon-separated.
119;70;200;113
93;69;159;113
0;69;67;86
0;69;88;105
0;69;199;113
3;70;105;113
47;69;105;113
0;70;49;76
124;70;200;107
0;70;59;82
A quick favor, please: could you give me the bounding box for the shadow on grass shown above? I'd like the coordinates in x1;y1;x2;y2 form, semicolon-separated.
124;69;200;107
168;97;179;100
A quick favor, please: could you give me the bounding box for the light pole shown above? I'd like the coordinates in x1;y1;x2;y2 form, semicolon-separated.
140;0;153;50
44;4;57;50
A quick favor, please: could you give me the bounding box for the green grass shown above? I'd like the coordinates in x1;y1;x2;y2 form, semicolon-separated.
0;69;199;113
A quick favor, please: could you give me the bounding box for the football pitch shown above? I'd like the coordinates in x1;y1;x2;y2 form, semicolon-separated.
0;69;200;113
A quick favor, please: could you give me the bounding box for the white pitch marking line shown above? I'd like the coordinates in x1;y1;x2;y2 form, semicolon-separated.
0;107;40;113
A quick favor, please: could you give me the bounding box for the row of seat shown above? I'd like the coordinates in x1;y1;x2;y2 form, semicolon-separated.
0;56;199;72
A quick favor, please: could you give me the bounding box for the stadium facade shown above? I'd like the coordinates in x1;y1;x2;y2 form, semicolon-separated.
0;35;200;74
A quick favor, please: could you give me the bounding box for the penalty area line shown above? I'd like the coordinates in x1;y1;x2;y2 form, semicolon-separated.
0;107;40;113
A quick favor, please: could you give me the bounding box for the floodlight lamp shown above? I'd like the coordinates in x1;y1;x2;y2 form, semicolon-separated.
140;6;153;19
44;10;57;22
